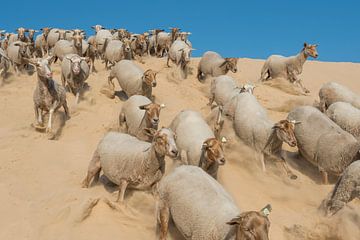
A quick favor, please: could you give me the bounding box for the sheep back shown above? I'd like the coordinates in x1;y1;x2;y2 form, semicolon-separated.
198;51;226;77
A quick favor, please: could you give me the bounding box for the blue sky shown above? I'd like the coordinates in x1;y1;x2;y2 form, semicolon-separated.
1;0;359;62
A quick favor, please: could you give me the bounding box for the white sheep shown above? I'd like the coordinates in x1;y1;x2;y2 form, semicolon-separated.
119;95;165;142
107;60;157;100
234;93;298;179
169;110;226;179
197;51;238;82
82;128;178;202
259;43;318;94
319;82;360;112
157;165;271;240
167;40;194;79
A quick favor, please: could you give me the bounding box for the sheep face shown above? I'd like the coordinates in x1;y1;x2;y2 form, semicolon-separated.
273;120;297;147
91;25;104;33
240;84;256;94
122;39;132;54
117;29;129;40
145;128;178;158
66;56;86;75
169;27;181;41
55;30;69;40
28;29;37;41
202;138;226;165
223;58;238;73
303;43;318;58
25;57;53;80
16;27;28;41
72;34;83;49
142;69;157;87
139;103;164;129
40;27;51;37
227;211;270;240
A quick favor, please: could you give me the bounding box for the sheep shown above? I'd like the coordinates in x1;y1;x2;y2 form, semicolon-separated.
0;33;9;50
325;102;360;138
147;29;164;56
167;40;194;79
52;34;84;62
197;51;238;82
234;93;298;179
209;75;256;108
91;25;105;33
61;54;90;104
157;165;271;240
26;29;38;56
0;48;10;84
319;82;360;112
8;27;28;44
107;60;157;100
177;31;192;48
259;43;318;94
85;35;98;73
94;29;113;55
169;110;226;179
6;41;32;75
46;29;70;50
287;106;360;184
130;34;147;58
156;32;171;57
119;95;165;142
320;160;360;216
81;127;178;203
103;39;128;69
34;27;52;57
112;28;130;41
25;57;70;138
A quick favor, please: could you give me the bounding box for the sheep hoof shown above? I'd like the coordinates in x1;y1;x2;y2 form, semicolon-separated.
33;123;46;131
290;174;298;180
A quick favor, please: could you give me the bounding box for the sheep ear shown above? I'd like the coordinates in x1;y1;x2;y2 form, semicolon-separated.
260;204;272;216
143;128;157;137
303;42;308;48
226;217;241;225
139;104;151;110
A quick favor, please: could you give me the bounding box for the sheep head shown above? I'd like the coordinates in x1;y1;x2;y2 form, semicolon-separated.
272;120;298;147
240;84;256;94
202;138;226;166
16;27;28;41
24;56;53;80
221;58;238;73
139;103;165;129
65;55;87;75
91;25;105;33
303;42;319;58
227;205;271;240
143;127;178;158
122;38;132;53
142;69;157;87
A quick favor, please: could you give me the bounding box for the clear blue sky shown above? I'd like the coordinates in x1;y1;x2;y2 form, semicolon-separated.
1;0;359;62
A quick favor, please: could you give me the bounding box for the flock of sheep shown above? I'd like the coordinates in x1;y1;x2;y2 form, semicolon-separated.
0;25;359;240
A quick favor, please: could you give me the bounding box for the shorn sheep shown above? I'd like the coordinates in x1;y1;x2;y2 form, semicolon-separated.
157;165;271;240
169;110;226;179
319;81;360;111
320;160;360;216
82;128;178;203
107;60;157;100
197;51;238;82
287;106;360;184
234;93;298;179
26;57;70;139
259;42;318;94
119;95;165;142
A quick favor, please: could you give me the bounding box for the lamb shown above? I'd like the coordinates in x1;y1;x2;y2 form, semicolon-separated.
119;95;165;142
167;40;194;79
234;93;298;179
157;165;271;240
320;160;360;216
61;54;90;104
81;128;178;203
209;75;255;108
287;106;360;184
326;102;360;138
259;43;318;94
0;48;10;84
319;82;360;112
25;57;70;138
107;60;157;100
169;110;226;179
6;41;31;75
52;34;84;62
197;51;238;82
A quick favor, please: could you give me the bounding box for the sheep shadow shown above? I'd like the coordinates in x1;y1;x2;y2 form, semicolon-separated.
284;151;338;184
99;84;128;101
32;110;67;140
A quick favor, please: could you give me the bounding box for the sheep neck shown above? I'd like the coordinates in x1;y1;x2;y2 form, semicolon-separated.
199;148;218;177
292;50;308;73
141;81;152;99
263;129;283;155
142;144;166;175
37;75;59;101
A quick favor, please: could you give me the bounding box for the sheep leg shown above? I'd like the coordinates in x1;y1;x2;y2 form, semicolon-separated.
63;100;70;119
278;151;297;179
116;179;128;203
258;153;266;172
34;105;43;127
158;201;170;240
119;112;126;131
197;68;203;82
82;150;101;188
107;75;115;90
46;101;58;133
295;80;310;94
61;74;66;87
320;170;329;185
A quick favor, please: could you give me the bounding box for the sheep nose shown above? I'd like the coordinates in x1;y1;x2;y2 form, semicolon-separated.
233;68;237;73
153;118;159;124
171;149;178;156
47;72;53;78
152;81;157;87
218;158;226;165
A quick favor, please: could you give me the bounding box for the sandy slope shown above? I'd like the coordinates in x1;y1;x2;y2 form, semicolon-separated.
0;56;359;240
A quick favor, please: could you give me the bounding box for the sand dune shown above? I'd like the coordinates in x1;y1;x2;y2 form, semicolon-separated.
0;56;359;240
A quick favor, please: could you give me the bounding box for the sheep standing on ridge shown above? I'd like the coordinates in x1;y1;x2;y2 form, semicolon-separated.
319;81;360;112
288;106;360;184
107;60;157;100
82;128;178;203
61;54;90;104
320;160;360;216
169;110;226;179
197;51;238;82
259;42;318;94
26;57;70;139
234;93;298;179
157;165;271;240
119;95;165;142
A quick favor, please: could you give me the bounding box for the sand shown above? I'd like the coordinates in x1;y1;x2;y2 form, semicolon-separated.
0;56;359;240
